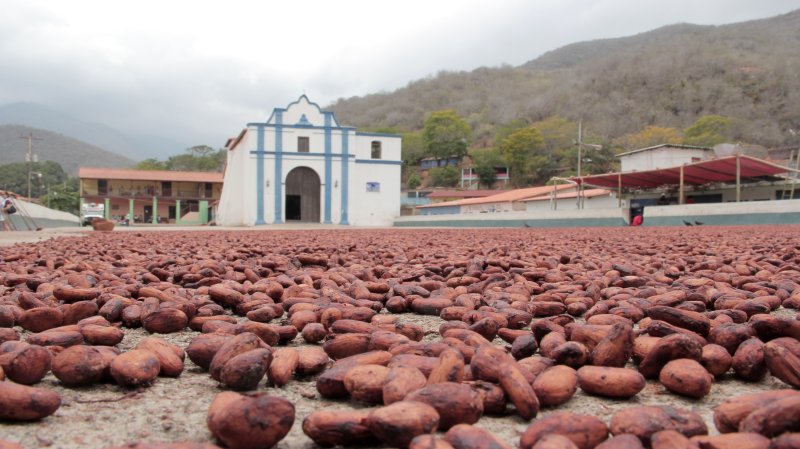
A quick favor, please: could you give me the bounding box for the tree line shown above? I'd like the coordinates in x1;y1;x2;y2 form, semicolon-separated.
393;111;736;189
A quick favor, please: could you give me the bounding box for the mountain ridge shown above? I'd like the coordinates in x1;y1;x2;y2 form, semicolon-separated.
328;9;800;148
0;124;135;176
0;102;184;161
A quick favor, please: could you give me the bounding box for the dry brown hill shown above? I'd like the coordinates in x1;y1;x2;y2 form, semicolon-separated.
329;10;800;148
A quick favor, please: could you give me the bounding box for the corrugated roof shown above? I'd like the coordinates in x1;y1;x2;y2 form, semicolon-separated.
615;144;713;158
426;189;502;199
79;168;224;183
521;188;612;202
574;155;797;189
418;184;574;208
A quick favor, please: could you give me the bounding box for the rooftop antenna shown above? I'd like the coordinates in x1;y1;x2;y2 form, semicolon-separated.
19;132;43;199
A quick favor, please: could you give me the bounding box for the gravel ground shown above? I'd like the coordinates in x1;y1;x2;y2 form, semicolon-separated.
0;226;798;449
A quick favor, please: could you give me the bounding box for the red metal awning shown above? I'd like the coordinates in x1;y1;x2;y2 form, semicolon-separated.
573;155;796;189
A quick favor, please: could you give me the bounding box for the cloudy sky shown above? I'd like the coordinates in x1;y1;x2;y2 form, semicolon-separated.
1;0;798;156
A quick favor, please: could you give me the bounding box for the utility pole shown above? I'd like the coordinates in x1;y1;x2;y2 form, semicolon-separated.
576;121;583;209
575;121;603;210
577;121;583;179
19;132;43;199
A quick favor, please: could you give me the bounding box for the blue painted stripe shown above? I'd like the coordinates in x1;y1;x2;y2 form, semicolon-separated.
258;95;350;129
249;150;354;158
255;125;265;224
323;112;332;224
355;159;403;165
340;130;349;225
355;131;402;138
247;123;356;131
274;111;283;224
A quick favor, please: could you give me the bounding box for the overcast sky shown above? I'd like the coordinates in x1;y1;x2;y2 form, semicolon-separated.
1;0;798;155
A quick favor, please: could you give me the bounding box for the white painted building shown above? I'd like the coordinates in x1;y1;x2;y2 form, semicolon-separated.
218;95;401;226
618;144;714;172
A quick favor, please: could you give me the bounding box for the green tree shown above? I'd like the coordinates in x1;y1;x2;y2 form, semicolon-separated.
683;115;733;147
493;118;528;148
499;127;551;187
0;160;68;198
401;131;425;166
167;146;225;172
134;146;226;173
471;148;503;188
422;110;471;163
616;126;683;151
407;173;422;190
429;166;460;187
40;178;80;215
135;158;168;170
531;116;577;155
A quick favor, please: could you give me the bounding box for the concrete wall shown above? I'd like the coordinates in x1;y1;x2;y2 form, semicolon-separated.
526;194;618;211
461;201;515;214
419;205;461;216
643;199;800;226
395;208;628;228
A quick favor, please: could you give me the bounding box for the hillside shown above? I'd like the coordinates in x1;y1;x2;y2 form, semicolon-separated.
328;10;800;148
0;124;135;176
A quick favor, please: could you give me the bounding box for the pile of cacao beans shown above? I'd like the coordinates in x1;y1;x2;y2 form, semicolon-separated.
0;226;798;449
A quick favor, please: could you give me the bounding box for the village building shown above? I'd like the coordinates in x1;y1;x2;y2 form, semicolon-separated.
397;144;800;227
218;95;401;226
78;168;222;225
617;144;715;172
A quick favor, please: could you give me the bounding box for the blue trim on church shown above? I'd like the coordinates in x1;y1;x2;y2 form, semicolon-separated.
255;124;266;224
355;159;404;165
340;130;349;225
273;111;283;224
323;112;332;224
355;131;402;138
250;151;355;158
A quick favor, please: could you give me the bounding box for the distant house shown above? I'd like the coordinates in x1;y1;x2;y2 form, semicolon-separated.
417;184;575;215
460;166;510;188
420;157;461;169
617;144;714;172
78;168;223;224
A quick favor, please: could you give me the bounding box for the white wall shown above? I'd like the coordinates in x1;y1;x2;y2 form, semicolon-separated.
217;96;401;227
218;129;252;226
621;147;713;172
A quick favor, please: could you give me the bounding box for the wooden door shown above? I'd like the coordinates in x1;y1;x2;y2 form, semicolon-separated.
285;167;320;222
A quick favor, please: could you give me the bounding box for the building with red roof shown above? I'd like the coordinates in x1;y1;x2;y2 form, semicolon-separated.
78;167;223;225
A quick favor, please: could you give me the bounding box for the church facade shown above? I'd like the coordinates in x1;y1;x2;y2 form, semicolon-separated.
218;95;401;226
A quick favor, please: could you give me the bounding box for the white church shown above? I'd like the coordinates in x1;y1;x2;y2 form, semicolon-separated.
217;95;402;226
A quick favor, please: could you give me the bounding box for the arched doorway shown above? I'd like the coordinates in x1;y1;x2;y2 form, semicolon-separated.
285;167;321;222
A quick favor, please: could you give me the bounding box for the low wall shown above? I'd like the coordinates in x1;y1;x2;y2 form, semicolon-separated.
6;215;79;230
395;208;628;228
643;199;800;226
4;200;80;230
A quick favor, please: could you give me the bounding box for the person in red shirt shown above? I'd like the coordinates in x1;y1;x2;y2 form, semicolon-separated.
631;214;643;226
